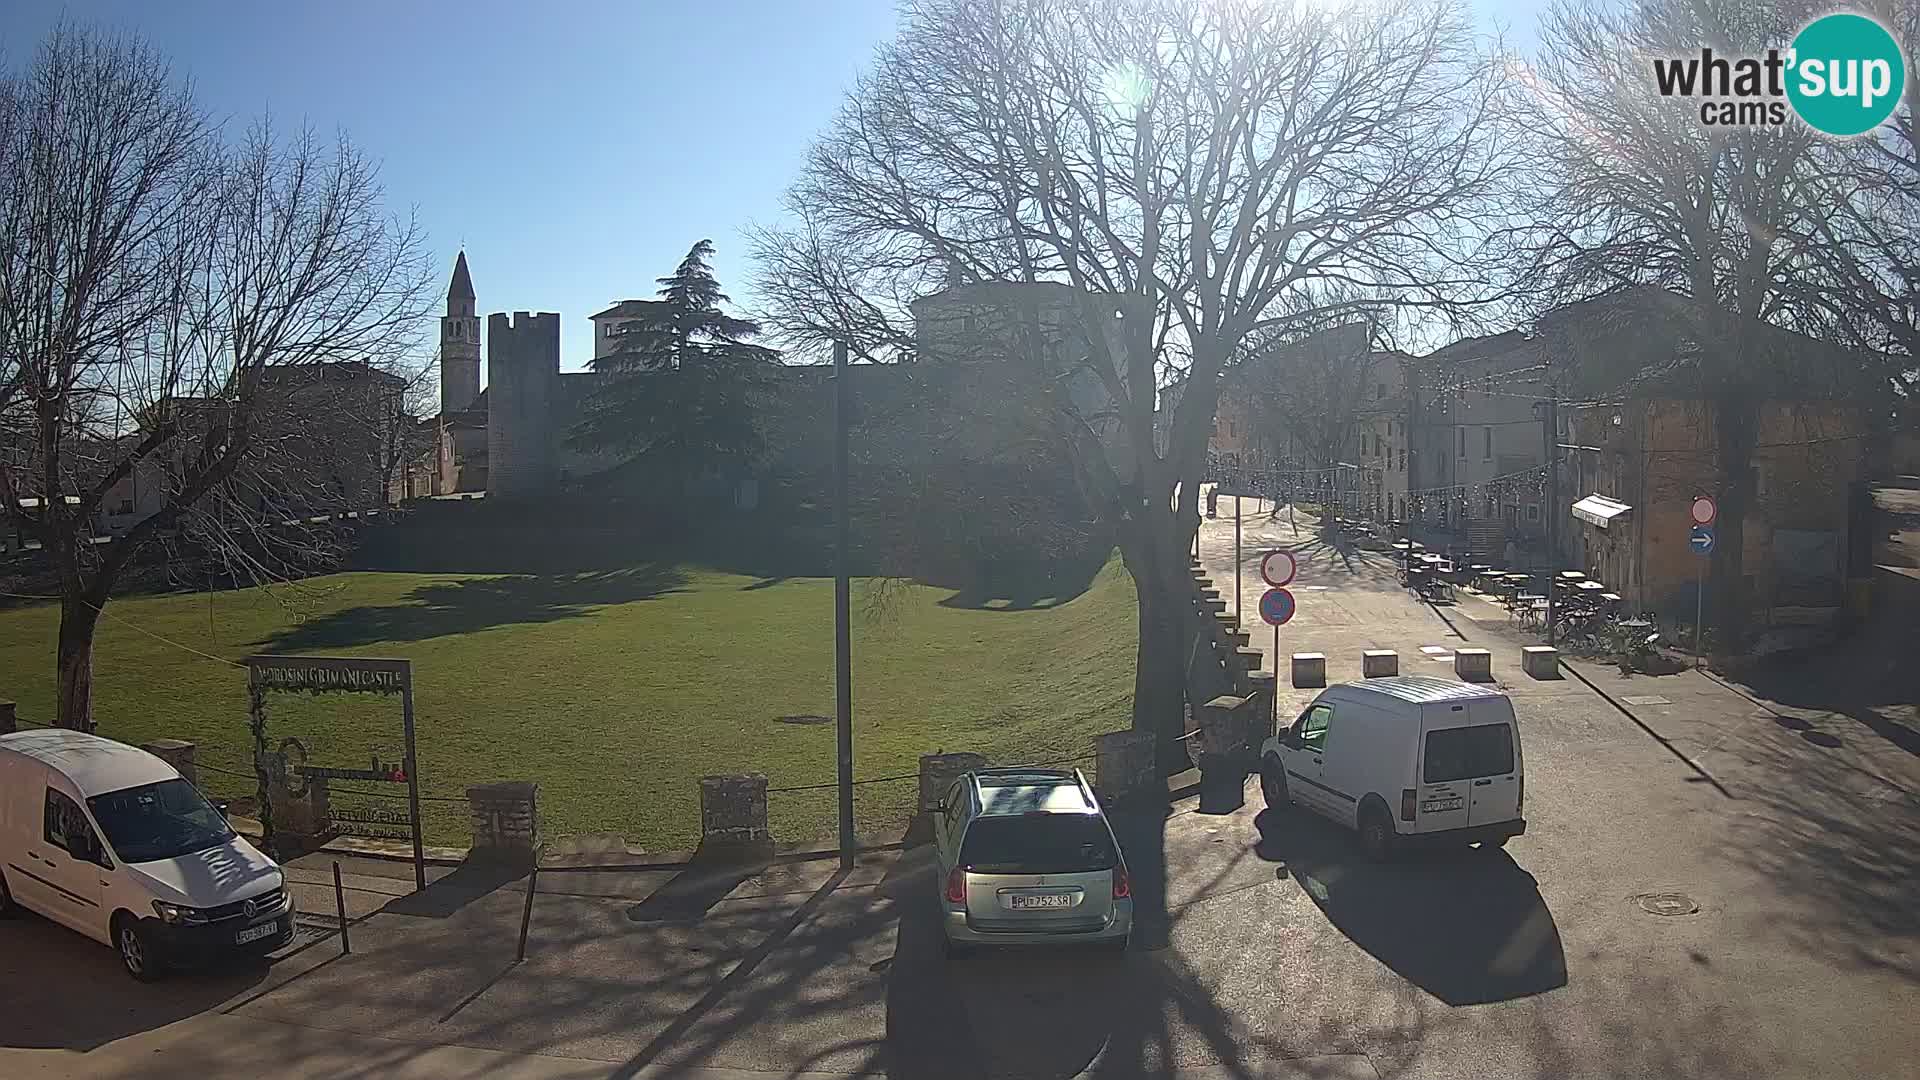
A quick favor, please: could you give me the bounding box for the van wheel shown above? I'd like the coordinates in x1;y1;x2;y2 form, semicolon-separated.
1260;757;1290;811
0;869;16;918
1358;806;1397;862
114;914;165;983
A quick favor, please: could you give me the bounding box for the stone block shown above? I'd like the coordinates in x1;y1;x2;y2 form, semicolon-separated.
467;780;539;866
1196;694;1256;762
1202;598;1227;617
1246;672;1278;742
142;739;197;787
698;774;771;859
0;701;13;734
1454;648;1493;682
1292;653;1327;687
1096;730;1156;800
1523;645;1561;680
1362;650;1399;678
918;752;988;813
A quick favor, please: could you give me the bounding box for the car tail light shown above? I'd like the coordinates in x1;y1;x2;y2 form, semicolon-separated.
944;867;967;904
1111;866;1131;900
1400;788;1417;821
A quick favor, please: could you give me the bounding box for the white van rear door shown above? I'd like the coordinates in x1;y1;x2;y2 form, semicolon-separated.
1413;706;1471;834
1465;701;1521;826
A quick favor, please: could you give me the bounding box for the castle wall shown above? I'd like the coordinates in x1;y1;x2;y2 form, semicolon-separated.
487;312;560;497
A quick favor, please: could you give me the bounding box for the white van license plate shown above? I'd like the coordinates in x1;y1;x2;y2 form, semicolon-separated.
1421;797;1464;813
235;922;279;945
1009;893;1073;910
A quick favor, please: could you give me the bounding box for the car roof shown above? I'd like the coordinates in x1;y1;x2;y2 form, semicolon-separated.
0;729;178;796
970;768;1096;816
1337;676;1509;705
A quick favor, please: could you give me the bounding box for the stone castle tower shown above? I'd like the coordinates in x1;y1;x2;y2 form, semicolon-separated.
486;311;560;497
440;251;481;412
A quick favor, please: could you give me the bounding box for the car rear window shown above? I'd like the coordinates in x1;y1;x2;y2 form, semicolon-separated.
960;812;1116;873
1422;723;1515;783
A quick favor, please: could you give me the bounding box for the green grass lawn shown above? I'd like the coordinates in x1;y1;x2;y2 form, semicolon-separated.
0;558;1136;851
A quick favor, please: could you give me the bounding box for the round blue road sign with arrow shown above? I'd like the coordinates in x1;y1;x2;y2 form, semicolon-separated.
1259;587;1296;626
1689;525;1714;555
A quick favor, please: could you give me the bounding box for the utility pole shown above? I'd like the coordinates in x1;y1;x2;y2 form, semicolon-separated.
832;340;855;871
1234;495;1243;628
1541;386;1560;647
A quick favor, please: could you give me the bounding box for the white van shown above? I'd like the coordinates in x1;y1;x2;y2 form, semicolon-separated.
1258;676;1525;859
0;729;292;981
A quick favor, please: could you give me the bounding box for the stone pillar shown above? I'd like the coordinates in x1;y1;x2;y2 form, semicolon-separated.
142;739;197;787
698;774;771;861
1195;694;1255;774
1247;672;1278;744
0;701;14;734
918;752;988;813
467;781;539;866
1096;730;1156;801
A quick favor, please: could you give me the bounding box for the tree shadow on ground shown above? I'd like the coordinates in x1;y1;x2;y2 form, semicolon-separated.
935;547;1112;612
259;563;687;651
0;909;268;1051
1252;807;1568;1006
1717;717;1920;986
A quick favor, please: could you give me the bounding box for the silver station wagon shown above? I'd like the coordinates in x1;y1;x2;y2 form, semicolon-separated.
932;767;1132;956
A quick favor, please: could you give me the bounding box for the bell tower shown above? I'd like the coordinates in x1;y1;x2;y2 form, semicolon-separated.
440;251;481;411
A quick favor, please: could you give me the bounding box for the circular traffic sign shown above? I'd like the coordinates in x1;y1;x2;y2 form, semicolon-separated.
1690;496;1717;526
1260;549;1298;587
1259;587;1296;626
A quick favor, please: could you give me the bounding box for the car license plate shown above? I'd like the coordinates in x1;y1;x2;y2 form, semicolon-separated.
1009;893;1073;910
235;921;279;945
1421;797;1463;813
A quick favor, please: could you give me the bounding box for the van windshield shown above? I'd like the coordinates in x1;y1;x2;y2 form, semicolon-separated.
1423;723;1516;783
961;812;1117;874
87;779;235;864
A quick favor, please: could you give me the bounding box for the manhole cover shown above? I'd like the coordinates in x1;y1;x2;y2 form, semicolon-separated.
1634;892;1699;916
1622;695;1672;706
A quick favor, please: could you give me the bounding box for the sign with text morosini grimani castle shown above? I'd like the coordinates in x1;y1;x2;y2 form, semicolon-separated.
245;655;410;694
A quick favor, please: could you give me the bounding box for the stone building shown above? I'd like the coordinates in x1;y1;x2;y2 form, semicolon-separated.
420;256;1130;502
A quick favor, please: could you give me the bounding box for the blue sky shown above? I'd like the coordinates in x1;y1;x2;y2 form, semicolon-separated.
2;1;1547;374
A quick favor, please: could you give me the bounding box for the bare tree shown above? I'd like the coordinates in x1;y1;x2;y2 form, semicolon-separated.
1235;321;1384;517
0;26;432;730
752;0;1509;762
1511;0;1888;645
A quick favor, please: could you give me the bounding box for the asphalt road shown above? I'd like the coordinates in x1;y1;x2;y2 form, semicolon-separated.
4;507;1916;1078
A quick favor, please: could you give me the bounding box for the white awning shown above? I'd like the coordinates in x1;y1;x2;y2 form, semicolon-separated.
1571;494;1632;529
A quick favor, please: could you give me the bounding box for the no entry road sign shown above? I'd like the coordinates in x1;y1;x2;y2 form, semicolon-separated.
1261;549;1298;588
1259;587;1296;626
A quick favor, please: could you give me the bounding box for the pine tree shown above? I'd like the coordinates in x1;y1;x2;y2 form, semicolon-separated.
570;239;778;469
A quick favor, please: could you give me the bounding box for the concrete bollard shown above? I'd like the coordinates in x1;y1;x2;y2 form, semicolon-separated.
0;701;14;734
1454;648;1493;682
1196;694;1256;775
1523;646;1561;680
1362;650;1400;678
142;739;198;787
467;781;540;867
1291;653;1327;688
698;774;772;862
1096;730;1157;801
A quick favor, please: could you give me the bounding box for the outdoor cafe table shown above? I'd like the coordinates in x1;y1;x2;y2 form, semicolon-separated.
1558;570;1587;581
1577;580;1606;592
1600;592;1624;604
